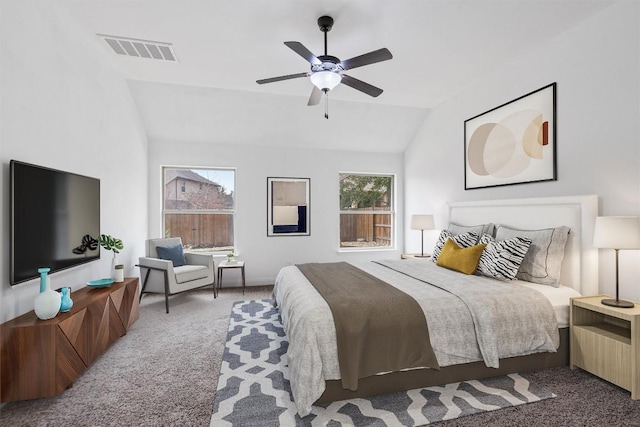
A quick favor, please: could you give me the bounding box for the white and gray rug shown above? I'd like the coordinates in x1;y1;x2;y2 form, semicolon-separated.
210;299;555;426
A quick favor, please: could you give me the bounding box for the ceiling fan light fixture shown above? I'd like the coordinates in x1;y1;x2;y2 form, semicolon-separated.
310;71;341;91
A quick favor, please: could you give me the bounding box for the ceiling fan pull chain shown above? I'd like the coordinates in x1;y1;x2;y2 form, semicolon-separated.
325;90;329;119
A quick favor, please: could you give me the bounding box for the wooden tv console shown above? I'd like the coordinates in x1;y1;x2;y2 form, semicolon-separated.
0;277;139;402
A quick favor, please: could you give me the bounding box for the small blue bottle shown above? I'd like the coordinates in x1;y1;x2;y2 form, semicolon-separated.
60;287;73;313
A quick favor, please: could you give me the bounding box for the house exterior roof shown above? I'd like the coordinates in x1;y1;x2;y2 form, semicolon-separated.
165;169;220;187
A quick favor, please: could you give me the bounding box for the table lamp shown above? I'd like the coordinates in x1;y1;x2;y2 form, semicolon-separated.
592;216;640;308
410;214;434;258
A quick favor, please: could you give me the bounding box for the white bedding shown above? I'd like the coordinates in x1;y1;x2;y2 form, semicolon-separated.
515;281;582;327
274;259;567;416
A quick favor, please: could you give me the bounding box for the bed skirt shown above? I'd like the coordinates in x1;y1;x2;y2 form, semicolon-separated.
317;327;569;403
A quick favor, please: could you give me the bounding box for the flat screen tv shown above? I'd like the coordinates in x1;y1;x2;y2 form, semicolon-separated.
10;160;101;285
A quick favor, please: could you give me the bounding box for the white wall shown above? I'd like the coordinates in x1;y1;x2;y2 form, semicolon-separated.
3;1;636;324
404;2;640;301
148;140;403;286
0;2;149;322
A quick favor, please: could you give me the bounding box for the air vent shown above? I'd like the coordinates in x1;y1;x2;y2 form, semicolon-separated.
98;34;178;62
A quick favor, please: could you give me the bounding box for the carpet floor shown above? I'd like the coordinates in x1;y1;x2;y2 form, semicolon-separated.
1;285;639;426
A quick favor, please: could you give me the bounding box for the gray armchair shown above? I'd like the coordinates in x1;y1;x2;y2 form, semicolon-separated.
137;237;215;313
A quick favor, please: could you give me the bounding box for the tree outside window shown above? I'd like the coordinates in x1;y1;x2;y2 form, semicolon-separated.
339;173;394;248
163;167;235;252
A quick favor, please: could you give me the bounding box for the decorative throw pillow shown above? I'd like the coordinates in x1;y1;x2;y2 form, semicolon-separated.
156;244;186;267
476;234;532;280
495;225;570;287
432;230;479;263
448;222;495;242
436;238;487;275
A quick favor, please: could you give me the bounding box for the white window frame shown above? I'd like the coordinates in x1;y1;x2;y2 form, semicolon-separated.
162;166;236;254
338;172;396;251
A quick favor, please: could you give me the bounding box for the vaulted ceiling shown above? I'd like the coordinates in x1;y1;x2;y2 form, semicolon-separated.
51;0;614;152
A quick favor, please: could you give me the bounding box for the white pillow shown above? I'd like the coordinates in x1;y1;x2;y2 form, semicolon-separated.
494;225;570;287
432;230;479;263
476;234;532;280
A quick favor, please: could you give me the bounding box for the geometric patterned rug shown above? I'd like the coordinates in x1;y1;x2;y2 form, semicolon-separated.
210;299;555;427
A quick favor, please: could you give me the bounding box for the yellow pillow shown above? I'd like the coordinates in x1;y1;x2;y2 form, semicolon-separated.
435;238;487;275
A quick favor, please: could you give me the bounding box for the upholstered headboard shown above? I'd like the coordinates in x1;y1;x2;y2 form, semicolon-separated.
448;195;598;295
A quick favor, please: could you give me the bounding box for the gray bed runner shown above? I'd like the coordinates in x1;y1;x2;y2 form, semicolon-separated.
297;262;439;390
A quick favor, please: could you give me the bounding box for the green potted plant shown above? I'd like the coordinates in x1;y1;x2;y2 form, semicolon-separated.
226;251;236;264
99;234;123;254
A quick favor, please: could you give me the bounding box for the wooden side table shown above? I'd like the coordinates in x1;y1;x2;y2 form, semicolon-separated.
217;260;246;295
570;295;640;399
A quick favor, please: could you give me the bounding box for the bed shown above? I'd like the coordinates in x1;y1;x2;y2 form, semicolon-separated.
273;195;599;417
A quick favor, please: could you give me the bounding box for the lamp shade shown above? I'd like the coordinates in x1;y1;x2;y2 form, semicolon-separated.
593;216;640;249
410;214;434;231
310;71;341;91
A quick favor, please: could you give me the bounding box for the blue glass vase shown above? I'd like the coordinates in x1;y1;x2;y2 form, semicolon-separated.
60;287;73;313
38;267;50;293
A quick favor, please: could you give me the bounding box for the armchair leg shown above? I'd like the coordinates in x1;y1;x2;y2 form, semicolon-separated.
135;263;179;314
163;270;170;314
139;268;151;302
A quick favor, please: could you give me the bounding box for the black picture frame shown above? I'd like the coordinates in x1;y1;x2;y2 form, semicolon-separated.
464;83;557;190
267;177;310;236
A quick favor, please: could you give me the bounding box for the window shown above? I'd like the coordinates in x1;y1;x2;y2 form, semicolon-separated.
163;167;235;253
339;173;394;249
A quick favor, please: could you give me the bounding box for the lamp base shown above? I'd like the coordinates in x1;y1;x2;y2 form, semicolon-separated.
414;255;430;258
601;298;635;308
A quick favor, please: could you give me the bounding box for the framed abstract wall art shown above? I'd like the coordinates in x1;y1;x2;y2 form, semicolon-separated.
464;83;557;190
267;177;310;236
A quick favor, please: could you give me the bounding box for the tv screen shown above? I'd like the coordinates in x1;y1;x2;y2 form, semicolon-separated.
10;160;101;285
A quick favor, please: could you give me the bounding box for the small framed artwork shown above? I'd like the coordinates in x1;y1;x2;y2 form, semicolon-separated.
464;83;557;190
267;177;310;236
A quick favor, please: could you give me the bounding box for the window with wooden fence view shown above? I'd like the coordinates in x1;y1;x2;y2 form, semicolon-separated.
163;167;235;253
340;173;394;248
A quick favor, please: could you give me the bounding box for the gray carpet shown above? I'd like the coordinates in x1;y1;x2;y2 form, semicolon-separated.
211;299;555;426
1;285;639;426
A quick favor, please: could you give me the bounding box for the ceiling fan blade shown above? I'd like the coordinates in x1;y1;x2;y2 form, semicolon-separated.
307;86;322;106
341;74;383;97
340;48;393;71
256;72;309;85
284;41;321;65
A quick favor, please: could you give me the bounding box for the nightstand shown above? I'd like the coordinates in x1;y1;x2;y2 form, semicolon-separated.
401;253;431;259
570;295;640;399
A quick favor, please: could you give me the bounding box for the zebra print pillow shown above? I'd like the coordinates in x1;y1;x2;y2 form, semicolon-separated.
432;230;479;263
448;222;494;242
476;234;532;280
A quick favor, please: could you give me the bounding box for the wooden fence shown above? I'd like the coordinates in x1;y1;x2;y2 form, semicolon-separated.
166;212;389;249
340;213;391;246
165;214;234;249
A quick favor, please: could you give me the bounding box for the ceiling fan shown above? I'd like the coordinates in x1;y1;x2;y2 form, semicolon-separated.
256;16;393;118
